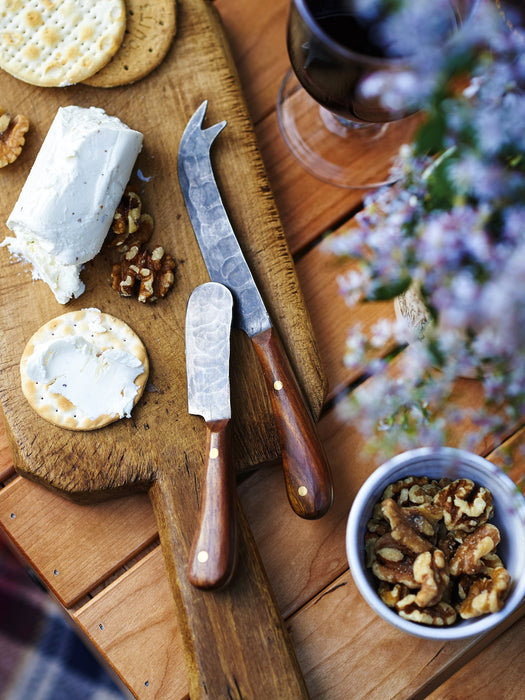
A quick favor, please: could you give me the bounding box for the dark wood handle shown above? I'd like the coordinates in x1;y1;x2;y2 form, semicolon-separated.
252;327;333;519
187;419;237;589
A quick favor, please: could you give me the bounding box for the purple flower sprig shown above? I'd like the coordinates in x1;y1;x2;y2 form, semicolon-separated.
325;2;525;467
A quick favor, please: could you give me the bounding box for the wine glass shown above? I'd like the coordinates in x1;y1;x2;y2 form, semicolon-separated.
277;0;474;189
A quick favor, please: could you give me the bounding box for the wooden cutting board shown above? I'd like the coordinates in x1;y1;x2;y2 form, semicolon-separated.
0;0;326;697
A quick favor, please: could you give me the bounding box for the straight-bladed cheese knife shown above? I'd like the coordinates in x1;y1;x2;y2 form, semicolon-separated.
178;101;333;520
185;282;237;589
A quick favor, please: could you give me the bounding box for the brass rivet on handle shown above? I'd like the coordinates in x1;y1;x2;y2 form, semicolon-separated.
273;380;283;391
298;486;308;497
209;447;219;459
197;550;209;563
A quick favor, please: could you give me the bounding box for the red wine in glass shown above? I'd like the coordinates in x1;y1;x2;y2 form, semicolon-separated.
278;0;472;187
287;1;418;124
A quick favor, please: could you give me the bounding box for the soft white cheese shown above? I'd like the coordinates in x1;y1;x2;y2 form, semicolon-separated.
3;234;85;305
25;335;145;421
3;105;143;303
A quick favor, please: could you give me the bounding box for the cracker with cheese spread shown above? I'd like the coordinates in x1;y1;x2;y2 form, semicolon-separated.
20;308;149;431
0;0;126;87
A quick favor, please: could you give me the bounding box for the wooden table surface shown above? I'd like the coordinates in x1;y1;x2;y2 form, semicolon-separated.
1;1;524;698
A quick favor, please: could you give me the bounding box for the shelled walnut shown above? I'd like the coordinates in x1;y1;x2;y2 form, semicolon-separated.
372;532;419;588
397;595;457;626
413;550;450;607
449;523;500;576
108;188;143;247
0;108;29;167
108;190;176;303
112;244;176;303
381;498;435;547
434;478;494;532
458;567;511;619
116;213;154;254
366;476;511;627
378;582;410;608
383;476;431;505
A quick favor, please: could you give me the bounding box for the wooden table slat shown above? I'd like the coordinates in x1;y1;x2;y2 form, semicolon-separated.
0;477;157;607
255;113;366;254
426;611;525;700
73;547;185;699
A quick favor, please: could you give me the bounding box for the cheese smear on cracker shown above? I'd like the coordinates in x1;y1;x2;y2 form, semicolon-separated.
26;336;143;420
20;308;149;430
4;106;142;304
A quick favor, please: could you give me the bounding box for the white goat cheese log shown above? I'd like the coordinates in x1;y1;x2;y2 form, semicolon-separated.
4;106;143;304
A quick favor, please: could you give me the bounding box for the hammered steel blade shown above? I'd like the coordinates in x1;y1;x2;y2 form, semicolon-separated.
186;282;233;422
185;282;237;590
178;100;271;338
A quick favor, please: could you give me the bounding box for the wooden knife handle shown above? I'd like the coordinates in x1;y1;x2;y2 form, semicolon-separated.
187;419;238;589
252;327;333;519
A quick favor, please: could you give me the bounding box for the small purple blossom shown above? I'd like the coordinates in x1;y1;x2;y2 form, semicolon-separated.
370;319;394;348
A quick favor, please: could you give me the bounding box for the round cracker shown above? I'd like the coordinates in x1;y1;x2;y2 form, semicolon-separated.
20;308;149;431
83;0;177;87
0;0;126;87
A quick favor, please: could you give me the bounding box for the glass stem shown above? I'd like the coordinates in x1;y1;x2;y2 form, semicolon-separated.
319;107;386;137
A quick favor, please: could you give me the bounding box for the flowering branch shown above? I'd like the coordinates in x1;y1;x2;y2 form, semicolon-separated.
325;1;525;467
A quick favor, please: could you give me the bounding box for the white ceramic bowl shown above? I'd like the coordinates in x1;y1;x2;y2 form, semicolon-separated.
346;446;525;640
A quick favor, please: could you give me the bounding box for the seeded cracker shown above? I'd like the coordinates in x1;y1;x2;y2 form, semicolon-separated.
83;0;177;88
20;309;149;431
0;0;126;87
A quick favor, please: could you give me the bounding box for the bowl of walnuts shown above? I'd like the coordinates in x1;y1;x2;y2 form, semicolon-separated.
346;447;525;639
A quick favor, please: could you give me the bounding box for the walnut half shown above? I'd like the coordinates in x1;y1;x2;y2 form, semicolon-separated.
112;244;176;303
449;523;500;577
414;550;450;608
458;567;511;619
397;595;457;627
0;109;29;167
108;188;143;247
435;478;494;533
